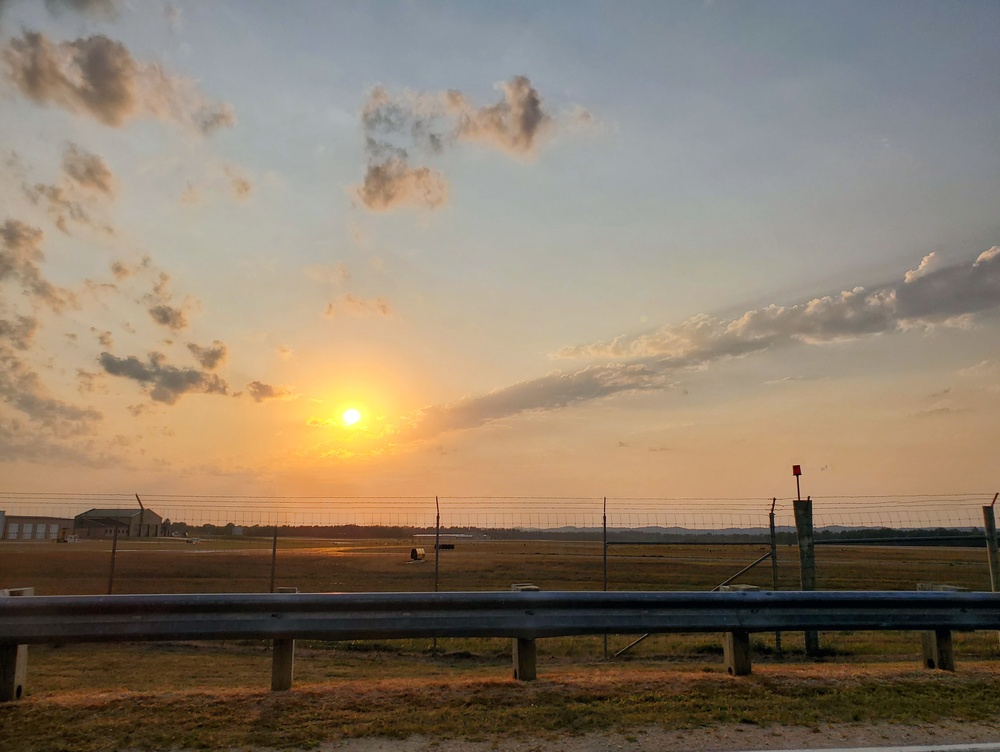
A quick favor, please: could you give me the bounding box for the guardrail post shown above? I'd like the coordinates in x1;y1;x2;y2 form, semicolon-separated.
513;638;537;681
920;629;955;672
271;639;295;690
793;497;820;656
511;584;539;681
917;583;960;671
271;587;298;691
1;587;34;702
723;630;752;675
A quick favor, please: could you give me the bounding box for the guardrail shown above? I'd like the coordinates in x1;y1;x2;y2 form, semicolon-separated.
3;589;999;699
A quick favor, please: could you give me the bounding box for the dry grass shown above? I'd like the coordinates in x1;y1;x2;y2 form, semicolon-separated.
2;537;1000;750
5;648;1000;752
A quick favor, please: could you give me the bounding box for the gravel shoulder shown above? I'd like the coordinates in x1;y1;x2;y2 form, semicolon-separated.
322;722;1000;752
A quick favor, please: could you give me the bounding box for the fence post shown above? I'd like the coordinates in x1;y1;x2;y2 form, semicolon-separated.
603;496;608;661
983;500;1000;594
981;498;1000;647
107;525;119;594
269;525;278;593
793;497;820;656
769;497;781;653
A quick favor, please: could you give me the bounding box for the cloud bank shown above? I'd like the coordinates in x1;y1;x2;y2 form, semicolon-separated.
403;248;1000;441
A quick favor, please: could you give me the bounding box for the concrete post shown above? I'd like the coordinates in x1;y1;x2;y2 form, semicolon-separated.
0;587;34;702
793;498;820;656
983;506;1000;594
984;504;1000;647
769;499;781;653
723;630;752;676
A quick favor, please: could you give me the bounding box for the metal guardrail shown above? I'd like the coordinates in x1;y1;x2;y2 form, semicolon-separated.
3;589;1000;642
3;589;999;697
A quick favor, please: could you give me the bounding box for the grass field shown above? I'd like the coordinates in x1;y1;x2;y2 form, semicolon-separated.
2;536;1000;750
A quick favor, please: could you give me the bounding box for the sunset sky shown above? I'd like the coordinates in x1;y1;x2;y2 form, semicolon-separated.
1;0;998;515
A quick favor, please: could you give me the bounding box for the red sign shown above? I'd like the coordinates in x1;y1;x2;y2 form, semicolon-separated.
792;465;801;476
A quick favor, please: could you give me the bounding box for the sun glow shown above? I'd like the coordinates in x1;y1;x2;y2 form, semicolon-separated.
342;408;362;426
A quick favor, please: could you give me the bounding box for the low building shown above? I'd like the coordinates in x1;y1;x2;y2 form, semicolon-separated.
1;513;76;541
74;508;162;539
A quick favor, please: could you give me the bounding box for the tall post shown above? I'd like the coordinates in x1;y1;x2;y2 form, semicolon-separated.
269;525;278;593
434;496;441;593
793;498;819;655
433;496;440;655
792;465;819;656
769;497;781;652
984;495;1000;648
603;496;608;660
983;495;1000;594
107;524;119;595
135;493;145;538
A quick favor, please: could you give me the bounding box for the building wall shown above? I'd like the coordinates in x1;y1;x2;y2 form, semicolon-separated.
73;511;163;539
2;516;74;541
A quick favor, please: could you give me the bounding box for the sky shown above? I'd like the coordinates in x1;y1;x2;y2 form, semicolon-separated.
0;0;998;518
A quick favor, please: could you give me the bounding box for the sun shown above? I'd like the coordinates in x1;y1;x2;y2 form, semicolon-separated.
342;408;362;426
